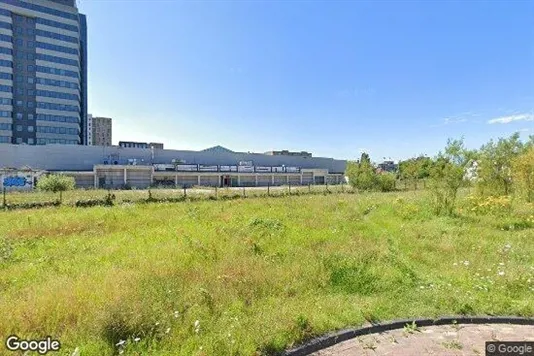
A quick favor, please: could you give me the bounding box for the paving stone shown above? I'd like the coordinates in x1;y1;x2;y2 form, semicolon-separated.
311;324;534;356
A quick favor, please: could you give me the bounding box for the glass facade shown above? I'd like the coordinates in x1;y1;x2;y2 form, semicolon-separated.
0;0;86;145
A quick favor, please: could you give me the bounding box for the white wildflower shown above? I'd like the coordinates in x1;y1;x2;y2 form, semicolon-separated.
116;340;126;347
498;271;505;276
134;337;140;342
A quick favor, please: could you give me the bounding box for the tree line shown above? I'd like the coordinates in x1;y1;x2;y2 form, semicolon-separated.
345;132;534;215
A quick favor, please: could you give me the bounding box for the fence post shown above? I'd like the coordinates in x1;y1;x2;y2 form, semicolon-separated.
183;185;187;198
325;182;329;193
2;187;5;209
215;186;218;199
341;180;344;193
308;183;311;193
288;182;291;195
267;183;270;196
243;186;246;198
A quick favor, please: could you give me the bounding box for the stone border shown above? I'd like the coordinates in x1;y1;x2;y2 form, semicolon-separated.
284;316;534;356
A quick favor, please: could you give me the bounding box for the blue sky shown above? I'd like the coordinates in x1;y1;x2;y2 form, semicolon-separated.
78;0;534;161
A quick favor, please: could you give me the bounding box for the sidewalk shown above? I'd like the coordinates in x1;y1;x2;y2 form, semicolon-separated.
312;323;534;355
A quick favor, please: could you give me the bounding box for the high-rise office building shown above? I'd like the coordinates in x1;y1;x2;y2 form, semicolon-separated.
0;0;87;145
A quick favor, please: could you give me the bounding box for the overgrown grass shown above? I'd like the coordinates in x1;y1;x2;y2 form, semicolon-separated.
2;185;349;208
0;191;532;355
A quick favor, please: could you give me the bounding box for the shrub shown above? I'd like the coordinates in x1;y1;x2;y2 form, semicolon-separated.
464;194;512;216
428;139;471;216
475;133;524;197
6;201;61;210
377;173;396;192
75;198;114;208
36;174;75;203
511;146;534;202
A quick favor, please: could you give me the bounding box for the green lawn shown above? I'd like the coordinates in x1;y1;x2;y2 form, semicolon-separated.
0;191;532;355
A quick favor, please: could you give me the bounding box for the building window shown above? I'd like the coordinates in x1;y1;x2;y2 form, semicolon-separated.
15;39;23;46
16;137;22;144
16;101;22;107
27;89;34;96
27;138;34;145
16;75;23;83
28;77;34;84
27;126;34;132
27;65;34;72
27;41;34;48
16;88;23;95
16;113;22;119
16;125;22;132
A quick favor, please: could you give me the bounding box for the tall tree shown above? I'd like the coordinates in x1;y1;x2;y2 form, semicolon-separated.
476;133;524;196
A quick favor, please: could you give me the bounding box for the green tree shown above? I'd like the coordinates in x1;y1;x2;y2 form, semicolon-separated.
399;158;420;190
476;133;524;196
428;138;470;215
346;159;375;191
36;174;75;203
376;172;396;192
512;146;534;202
346;153;396;192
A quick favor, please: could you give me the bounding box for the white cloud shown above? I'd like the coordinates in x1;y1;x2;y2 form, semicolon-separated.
487;113;534;124
431;112;475;127
444;117;467;125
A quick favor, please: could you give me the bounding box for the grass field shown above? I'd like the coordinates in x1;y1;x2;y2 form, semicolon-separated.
0;190;532;355
2;185;347;206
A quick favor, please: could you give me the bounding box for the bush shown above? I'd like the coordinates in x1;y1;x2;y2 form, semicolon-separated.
463;195;512;216
6;201;61;210
376;173;396;192
512;146;534;202
36;174;75;203
75;198;114;208
428;139;470;216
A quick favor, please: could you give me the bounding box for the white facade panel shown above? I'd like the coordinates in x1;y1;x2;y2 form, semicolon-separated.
35;59;79;73
35;47;79;62
0;3;78;27
35;35;78;50
36;83;78;95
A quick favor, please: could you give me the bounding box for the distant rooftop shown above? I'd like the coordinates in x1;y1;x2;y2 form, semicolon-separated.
201;145;235;154
264;150;312;157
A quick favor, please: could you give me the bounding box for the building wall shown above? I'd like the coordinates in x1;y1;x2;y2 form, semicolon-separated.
0;0;86;146
91;116;111;146
0;144;347;173
85;112;91;144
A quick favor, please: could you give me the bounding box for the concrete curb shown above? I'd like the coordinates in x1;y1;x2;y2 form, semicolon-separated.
284;316;534;356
